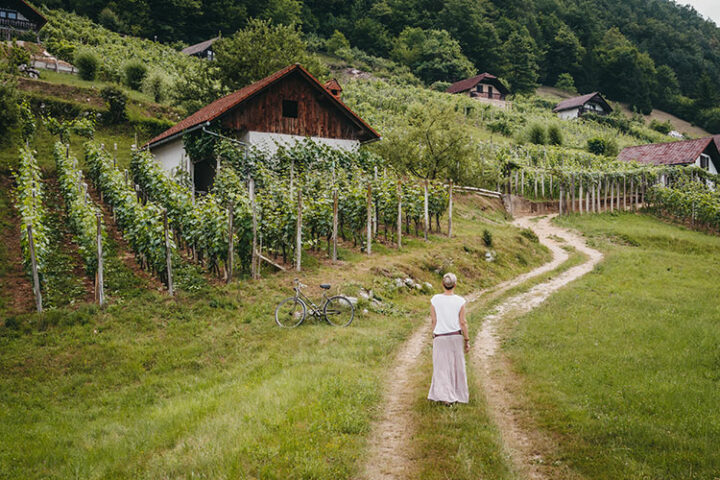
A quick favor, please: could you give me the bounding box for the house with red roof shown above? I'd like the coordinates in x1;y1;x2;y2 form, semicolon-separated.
1;0;46;40
617;136;719;185
553;92;612;119
146;64;380;192
446;73;509;107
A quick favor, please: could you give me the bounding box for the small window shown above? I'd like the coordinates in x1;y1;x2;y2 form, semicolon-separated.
700;154;710;170
476;85;483;93
8;11;17;19
282;100;298;118
0;11;6;18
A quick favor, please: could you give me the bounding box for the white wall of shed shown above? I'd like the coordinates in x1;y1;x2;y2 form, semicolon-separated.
242;131;360;155
149;138;188;175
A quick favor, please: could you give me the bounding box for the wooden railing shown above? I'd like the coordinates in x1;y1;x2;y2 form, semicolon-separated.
0;18;38;31
471;91;506;100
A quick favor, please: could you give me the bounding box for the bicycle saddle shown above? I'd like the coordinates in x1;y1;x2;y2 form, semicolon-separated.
320;284;331;290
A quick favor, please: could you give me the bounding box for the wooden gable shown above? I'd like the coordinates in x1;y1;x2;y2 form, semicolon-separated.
220;70;373;142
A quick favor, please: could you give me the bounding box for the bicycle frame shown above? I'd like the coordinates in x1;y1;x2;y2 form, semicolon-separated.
293;283;329;316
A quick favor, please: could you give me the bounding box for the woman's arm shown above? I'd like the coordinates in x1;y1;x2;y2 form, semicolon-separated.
430;304;437;334
459;305;469;353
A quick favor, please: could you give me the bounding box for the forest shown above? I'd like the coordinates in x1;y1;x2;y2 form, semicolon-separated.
39;0;720;130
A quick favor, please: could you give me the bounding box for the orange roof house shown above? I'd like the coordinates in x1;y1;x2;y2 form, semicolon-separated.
147;64;380;192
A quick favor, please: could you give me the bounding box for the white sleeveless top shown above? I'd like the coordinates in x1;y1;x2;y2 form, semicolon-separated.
431;294;466;335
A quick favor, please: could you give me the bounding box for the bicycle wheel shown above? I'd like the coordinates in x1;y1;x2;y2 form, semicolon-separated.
324;296;354;327
275;297;307;328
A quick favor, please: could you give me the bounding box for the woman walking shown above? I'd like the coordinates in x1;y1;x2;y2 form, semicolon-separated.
428;272;470;405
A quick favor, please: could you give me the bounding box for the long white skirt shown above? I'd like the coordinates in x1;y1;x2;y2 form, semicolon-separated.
428;335;469;403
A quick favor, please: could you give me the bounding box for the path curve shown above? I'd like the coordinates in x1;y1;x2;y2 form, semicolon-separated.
473;215;603;480
362;215;598;479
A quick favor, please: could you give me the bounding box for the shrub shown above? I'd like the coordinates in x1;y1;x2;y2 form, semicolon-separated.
587;137;618;157
0;74;19;141
520;228;538;242
554;73;577;93
100;86;128;123
547;124;563;146
430;81;451;92
527;122;546;145
142;70;170;103
649;119;673;134
326;30;350;54
487;116;514;136
482;229;493;247
123;60;148;90
74;49;99;81
2;42;30;69
98;7;121;31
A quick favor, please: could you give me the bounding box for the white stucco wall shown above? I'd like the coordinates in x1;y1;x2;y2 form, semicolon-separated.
149;138;188;174
557;108;580;120
695;154;719;175
241;131;361;155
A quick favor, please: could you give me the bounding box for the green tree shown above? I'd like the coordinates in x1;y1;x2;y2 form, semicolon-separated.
74;48;99;81
545;24;585;84
261;0;303;26
695;73;719;111
555;73;577;93
653;65;680;110
0;75;19;142
375;102;474;181
391;27;476;84
326;30;350;54
594;28;656;114
501;28;540;94
214;19;325;91
437;0;501;73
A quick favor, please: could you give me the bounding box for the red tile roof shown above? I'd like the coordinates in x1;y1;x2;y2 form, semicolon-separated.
553;92;612;113
617;137;713;165
447;73;508;95
146;64;379;147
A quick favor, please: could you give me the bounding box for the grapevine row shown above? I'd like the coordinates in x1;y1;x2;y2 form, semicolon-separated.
53;142;104;275
85;143;174;278
648;181;720;231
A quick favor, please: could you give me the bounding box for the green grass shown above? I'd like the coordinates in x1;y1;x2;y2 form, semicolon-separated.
0;192;550;479
506;212;720;479
38;70;156;104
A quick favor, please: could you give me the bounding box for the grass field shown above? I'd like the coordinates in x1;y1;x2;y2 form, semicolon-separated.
506;213;720;479
0;192;550;479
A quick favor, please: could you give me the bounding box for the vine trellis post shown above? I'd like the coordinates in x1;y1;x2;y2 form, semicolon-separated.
332;189;338;262
448;180;453;238
423;180;429;241
250;177;259;279
96;212;104;306
296;189;303;271
366;183;372;255
396;180;402;249
163;209;174;296
27;224;42;313
226;203;234;284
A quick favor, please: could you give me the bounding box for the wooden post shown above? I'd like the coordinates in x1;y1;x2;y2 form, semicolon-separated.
163;209;174;296
534;172;538;198
549;174;553;198
373;166;378;236
586;188;590;214
617;178;621;211
226;203;234;284
250;178;258;279
541;172;545;198
559;185;564;215
296;189;302;271
332;189;338;262
448;180;453;238
96;213;104;306
289;158;294;195
27;225;42;313
571;174;576;212
423;180;429;241
113;143;117;168
521;170;525;197
623;176;627;211
610;180;614;212
631;178;635;210
579;181;583;214
397;181;402;249
366;183;372;255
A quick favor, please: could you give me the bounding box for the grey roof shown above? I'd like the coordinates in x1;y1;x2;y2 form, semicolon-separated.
181;38;218;56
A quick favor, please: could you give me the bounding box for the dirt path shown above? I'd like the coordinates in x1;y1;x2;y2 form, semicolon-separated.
472;215;603;480
361;215;597;479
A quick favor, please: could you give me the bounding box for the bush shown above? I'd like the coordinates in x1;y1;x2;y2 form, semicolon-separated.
2;42;30;69
649;119;673;134
142;70;170;103
98;7;121;31
123;60;148;90
527;122;546;145
587;137;618;157
326;30;350;54
547;124;563;146
74;49;99;81
430;81;451;92
482;229;493;247
100;86;128;123
554;73;577;93
0;75;19;141
520;228;538;242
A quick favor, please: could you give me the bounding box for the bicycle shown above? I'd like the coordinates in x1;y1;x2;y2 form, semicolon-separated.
275;279;355;328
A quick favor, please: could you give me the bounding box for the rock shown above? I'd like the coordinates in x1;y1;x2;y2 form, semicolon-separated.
394;278;405;288
347;296;358;306
414;283;422;290
404;277;415;287
423;282;433;290
362;308;369;315
359;290;370;300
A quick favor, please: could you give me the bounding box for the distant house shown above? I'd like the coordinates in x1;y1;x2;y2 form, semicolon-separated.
447;73;509;107
146;64;380;193
0;0;46;40
617;137;720;186
181;37;218;60
553;92;612;119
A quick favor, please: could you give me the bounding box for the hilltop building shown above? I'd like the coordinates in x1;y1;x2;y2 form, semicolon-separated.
146;63;380;193
181;37;218;60
446;73;509;107
553;92;612;119
0;0;46;40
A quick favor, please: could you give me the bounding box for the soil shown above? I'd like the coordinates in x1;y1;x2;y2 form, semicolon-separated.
361;214;602;480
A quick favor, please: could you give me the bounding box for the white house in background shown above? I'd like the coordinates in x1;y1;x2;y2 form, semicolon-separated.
181;37;218;60
553;92;612;119
145;63;380;192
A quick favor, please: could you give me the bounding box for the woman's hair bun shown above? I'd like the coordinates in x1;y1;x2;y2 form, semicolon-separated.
442;272;457;289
